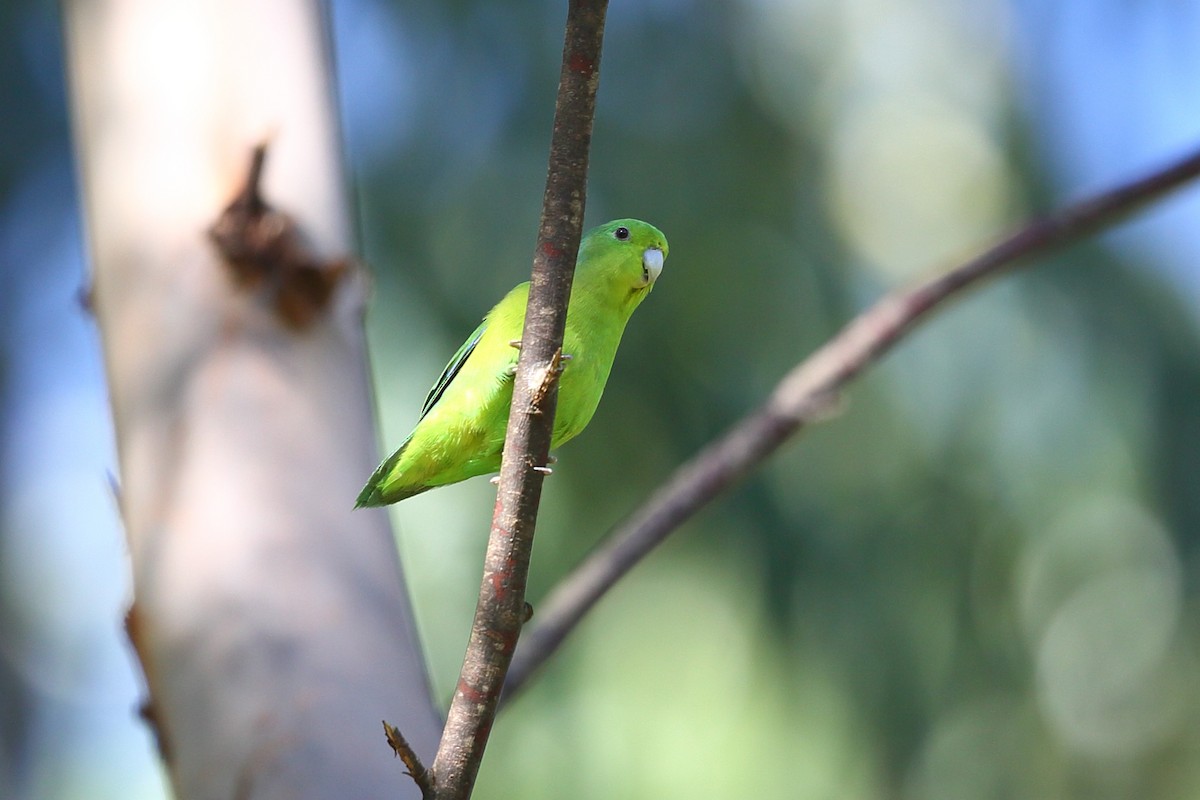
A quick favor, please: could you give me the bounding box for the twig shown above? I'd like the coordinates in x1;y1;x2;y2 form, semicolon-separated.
501;144;1200;701
384;721;434;799
427;1;609;797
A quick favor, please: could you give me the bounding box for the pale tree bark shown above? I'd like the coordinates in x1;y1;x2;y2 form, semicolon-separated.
64;2;439;798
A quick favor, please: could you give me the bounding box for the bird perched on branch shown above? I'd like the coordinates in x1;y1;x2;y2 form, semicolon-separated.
356;219;669;507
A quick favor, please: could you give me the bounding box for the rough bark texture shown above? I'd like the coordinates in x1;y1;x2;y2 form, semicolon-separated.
427;1;609;797
63;2;439;797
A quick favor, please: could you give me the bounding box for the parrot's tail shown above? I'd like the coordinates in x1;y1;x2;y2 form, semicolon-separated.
353;480;391;508
354;438;426;507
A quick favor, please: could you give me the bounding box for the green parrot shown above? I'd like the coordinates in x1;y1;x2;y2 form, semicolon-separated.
356;219;669;507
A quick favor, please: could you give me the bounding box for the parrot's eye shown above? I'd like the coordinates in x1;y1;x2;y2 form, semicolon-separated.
614;226;630;240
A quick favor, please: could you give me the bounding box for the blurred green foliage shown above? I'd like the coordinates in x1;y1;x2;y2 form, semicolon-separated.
3;0;1200;797
363;1;1200;798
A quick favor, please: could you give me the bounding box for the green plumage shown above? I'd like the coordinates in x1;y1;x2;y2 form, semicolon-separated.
356;219;669;507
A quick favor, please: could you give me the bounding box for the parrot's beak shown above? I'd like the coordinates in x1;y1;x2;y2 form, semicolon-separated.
641;247;664;286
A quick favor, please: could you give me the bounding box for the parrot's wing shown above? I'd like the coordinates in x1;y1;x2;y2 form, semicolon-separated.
420;320;487;419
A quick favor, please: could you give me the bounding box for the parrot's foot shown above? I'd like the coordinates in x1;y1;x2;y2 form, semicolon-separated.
523;602;534;623
553;351;573;375
491;462;553;483
505;340;524;376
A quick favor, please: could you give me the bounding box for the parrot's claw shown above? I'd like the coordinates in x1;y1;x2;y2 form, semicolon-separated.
509;339;522;349
547;455;558;465
505;364;518;377
553;352;573;375
532;465;553;476
523;602;534;623
489;475;501;485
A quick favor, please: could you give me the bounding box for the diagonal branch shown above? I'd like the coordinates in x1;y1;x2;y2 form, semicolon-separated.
502;144;1200;701
427;1;609;797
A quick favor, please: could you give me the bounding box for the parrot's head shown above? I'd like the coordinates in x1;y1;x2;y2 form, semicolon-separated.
578;219;669;311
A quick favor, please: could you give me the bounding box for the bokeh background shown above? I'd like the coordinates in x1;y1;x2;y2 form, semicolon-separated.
4;0;1200;797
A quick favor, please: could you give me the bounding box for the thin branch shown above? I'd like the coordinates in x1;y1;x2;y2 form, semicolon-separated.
384;721;434;799
502;144;1200;700
428;1;609;797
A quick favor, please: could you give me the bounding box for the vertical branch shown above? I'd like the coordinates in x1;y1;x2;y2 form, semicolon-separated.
428;0;609;797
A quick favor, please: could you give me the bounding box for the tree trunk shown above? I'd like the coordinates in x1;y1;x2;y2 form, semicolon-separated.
63;1;439;797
